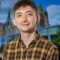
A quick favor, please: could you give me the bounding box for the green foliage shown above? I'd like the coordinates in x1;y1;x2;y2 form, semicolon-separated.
51;27;60;59
52;37;60;47
52;27;60;47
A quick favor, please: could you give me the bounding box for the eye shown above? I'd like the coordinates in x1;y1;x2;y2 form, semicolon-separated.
27;13;33;16
17;14;22;17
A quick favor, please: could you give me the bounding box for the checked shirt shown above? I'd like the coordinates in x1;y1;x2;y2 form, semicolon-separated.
2;33;59;60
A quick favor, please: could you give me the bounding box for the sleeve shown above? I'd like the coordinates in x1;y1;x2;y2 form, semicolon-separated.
46;46;59;60
51;47;59;60
2;46;7;60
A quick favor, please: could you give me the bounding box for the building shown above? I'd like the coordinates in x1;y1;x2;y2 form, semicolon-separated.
46;5;60;26
37;5;49;27
0;1;60;59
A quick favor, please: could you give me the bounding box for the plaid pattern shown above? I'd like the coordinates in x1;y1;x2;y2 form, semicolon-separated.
2;33;59;60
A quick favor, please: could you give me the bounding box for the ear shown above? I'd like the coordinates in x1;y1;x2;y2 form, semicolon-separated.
36;14;40;24
12;19;16;26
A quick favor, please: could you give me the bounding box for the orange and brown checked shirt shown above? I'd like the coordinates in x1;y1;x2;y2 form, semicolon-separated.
2;33;59;60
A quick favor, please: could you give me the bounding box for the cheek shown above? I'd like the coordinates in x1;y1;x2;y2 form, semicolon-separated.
15;18;21;24
29;19;37;26
15;20;21;27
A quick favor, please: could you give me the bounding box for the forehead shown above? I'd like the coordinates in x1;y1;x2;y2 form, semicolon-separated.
15;6;36;13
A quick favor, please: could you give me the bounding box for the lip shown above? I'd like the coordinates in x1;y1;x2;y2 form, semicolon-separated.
20;23;29;26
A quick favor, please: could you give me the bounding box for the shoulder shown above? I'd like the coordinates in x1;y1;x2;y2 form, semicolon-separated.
38;37;59;57
38;37;58;51
38;37;59;59
3;37;19;50
36;33;58;50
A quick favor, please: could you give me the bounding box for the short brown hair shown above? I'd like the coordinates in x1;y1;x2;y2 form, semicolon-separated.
13;0;37;13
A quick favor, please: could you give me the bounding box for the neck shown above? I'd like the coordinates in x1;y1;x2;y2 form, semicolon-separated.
20;31;36;48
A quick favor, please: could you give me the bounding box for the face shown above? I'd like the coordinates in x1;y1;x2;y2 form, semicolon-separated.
13;6;40;33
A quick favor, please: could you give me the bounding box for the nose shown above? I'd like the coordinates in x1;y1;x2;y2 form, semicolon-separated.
23;14;28;22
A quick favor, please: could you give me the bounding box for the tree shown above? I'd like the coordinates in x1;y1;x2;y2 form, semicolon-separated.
52;27;60;59
52;27;60;47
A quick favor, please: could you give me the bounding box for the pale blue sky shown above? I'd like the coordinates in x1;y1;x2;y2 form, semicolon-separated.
33;0;60;11
0;0;60;26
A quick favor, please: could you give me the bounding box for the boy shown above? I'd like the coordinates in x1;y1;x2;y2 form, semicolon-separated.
2;0;59;60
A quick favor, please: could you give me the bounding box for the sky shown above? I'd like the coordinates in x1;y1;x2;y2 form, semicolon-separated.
46;5;60;26
0;0;60;47
0;0;60;24
33;0;60;11
0;0;60;11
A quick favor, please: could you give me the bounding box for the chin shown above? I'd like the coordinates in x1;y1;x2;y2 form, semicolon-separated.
21;29;30;32
21;28;35;33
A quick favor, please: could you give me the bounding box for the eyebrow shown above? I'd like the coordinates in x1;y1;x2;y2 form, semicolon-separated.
16;11;33;15
25;11;33;13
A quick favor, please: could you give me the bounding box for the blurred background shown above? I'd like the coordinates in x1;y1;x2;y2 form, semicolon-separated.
0;0;60;59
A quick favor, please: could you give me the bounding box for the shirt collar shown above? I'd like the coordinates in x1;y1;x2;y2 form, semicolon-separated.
18;32;40;46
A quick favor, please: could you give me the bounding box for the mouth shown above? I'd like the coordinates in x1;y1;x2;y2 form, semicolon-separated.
20;23;29;26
